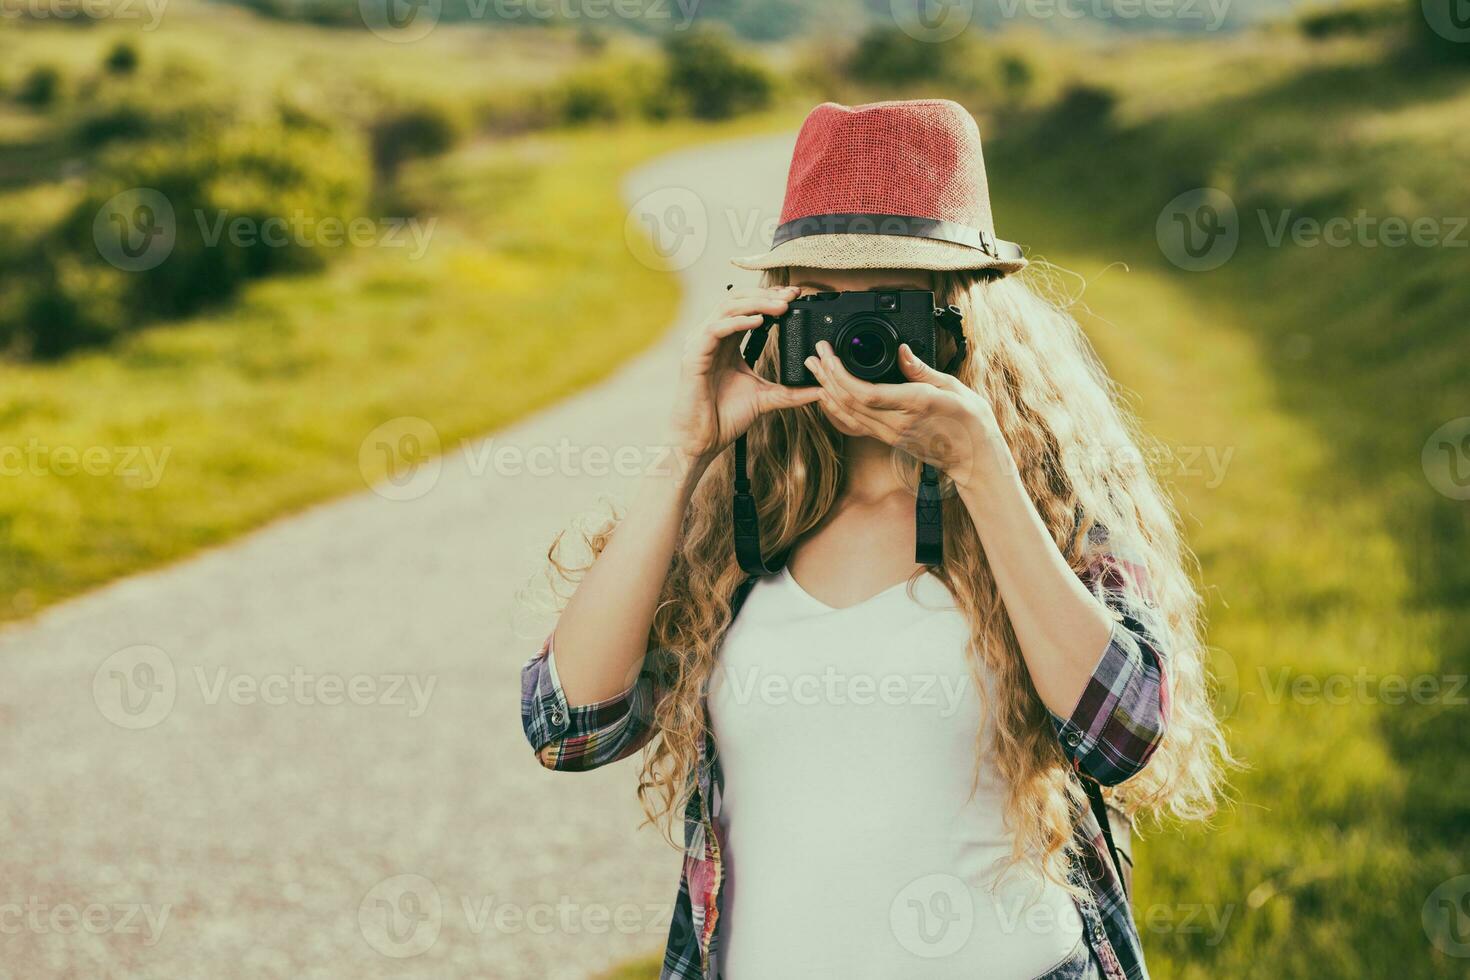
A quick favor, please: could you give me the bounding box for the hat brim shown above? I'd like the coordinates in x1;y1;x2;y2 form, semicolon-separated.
731;233;1027;275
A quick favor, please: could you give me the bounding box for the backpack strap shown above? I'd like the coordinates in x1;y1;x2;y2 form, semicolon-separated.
1083;776;1134;898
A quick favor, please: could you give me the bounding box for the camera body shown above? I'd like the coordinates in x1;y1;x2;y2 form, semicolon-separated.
774;289;947;386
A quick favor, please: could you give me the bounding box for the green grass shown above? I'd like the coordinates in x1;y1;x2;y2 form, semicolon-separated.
0;109;795;619
0;0;593;100
607;20;1470;980
593;954;665;980
0;0;800;620
997;26;1468;980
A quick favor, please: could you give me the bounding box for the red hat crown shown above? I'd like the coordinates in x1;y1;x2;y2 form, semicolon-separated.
778;100;997;237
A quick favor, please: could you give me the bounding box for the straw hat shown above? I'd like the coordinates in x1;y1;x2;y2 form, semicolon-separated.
733;99;1027;275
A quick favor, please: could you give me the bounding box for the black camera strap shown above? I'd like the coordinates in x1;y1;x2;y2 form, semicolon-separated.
730;304;968;577
732;319;787;576
915;304;967;567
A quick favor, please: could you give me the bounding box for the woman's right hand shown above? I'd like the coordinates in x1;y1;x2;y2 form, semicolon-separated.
668;285;823;471
550;288;818;706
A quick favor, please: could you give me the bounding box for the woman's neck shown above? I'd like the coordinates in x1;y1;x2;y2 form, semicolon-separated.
839;435;909;506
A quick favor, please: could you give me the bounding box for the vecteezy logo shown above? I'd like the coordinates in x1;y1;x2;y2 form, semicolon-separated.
359;874;442;958
890;0;975;42
1212;648;1243;722
359;0;441;43
624;187;708;273
886;418;971;502
1423;0;1470;44
359;417;443;502
93;645;178;729
93;188;176;273
1424;874;1470;958
1156;187;1239;272
889;872;974;958
1423;417;1470;501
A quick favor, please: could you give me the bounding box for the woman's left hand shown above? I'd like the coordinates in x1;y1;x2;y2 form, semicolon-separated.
804;340;1013;491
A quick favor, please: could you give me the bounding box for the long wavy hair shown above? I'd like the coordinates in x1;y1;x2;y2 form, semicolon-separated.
546;266;1230;887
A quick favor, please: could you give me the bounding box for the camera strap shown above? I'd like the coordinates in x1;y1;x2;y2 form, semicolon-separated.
730;304;968;577
732;319;788;576
916;304;967;567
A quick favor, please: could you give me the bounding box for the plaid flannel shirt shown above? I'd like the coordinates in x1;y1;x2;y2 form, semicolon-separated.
520;537;1168;980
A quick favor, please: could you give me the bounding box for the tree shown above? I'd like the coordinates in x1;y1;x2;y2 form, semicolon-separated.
662;28;773;121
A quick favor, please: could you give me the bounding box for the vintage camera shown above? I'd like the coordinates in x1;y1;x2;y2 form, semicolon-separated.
774;289;956;386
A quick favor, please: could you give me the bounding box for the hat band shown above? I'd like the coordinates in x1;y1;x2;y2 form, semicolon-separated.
772;212;1023;262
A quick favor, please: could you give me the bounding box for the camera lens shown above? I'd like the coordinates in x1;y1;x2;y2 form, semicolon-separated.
847;330;887;369
834;315;900;381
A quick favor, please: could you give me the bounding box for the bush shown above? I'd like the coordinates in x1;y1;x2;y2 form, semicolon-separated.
545;59;676;126
1412;0;1470;65
73;103;156;147
575;24;607;55
16;66;62;108
1297;0;1402;39
845;25;962;85
20;118;370;358
105;41;140;75
72;88;232;150
662;28;773;121
999;54;1035;100
1044;83;1117;134
369;103;463;178
555;77;622;125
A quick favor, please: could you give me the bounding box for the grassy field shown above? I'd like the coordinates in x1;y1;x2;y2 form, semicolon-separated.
975;25;1468;980
607;22;1470;980
0;1;588;96
0;6;796;620
0;118;795;620
1024;39;1469;978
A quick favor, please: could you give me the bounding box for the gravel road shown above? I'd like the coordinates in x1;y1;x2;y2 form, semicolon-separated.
0;131;795;980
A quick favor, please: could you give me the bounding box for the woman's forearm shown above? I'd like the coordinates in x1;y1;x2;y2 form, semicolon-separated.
550;450;707;707
954;433;1114;717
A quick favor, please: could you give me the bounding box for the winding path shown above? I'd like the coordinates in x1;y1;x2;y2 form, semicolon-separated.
0;132;796;980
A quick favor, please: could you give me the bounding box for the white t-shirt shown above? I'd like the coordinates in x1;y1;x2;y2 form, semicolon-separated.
707;566;1083;980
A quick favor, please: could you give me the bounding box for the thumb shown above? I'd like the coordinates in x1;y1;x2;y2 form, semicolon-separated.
899;344;961;390
756;382;823;414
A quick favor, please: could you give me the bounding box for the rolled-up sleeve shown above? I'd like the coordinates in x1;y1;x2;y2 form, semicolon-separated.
520;633;662;772
1051;535;1170;786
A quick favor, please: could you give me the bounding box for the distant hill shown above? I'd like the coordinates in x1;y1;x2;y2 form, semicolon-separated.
218;0;1316;39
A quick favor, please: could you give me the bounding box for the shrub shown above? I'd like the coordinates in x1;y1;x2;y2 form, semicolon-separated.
1412;0;1470;65
662;28;773;121
21;118;370;358
71;85;235;150
845;25;962;85
74;103;156;147
1044;83;1117;134
545;59;676;126
16;66;62;108
575;24;608;55
554;74;624;125
999;54;1035;100
1297;0;1402;39
105;41;140;75
369;103;464;178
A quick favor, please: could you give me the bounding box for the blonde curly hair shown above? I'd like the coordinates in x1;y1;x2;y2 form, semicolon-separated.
547;267;1230;887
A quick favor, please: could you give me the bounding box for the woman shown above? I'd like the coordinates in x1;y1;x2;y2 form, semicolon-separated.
521;100;1227;980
